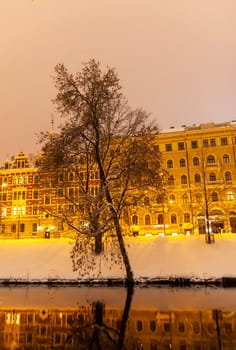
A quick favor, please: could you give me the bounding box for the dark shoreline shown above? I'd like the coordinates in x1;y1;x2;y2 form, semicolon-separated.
0;277;235;287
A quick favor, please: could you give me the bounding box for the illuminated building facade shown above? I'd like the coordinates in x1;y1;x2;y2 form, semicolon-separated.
0;121;236;238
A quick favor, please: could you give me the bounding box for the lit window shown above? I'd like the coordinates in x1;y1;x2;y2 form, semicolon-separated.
227;191;234;201
169;194;175;203
223;154;230;164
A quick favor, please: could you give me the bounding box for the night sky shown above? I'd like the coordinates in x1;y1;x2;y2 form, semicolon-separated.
1;0;236;161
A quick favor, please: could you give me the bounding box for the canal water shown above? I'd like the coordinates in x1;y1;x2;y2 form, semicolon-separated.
0;285;236;349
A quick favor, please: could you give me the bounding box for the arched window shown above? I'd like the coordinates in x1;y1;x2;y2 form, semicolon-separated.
181;175;187;184
158;214;164;225
212;192;218;202
209;173;216;182
194;174;201;183
223;154;230;164
225;171;232;182
196;193;202;203
69;173;74;181
145;215;151;225
207;155;215;164
132;215;138;225
144;196;150;206
193;157;200;166
167;160;173;168
169;194;175;203
171;214;177;224
168;175;175;185
184;213;190;223
183;194;189;203
179;158;186;167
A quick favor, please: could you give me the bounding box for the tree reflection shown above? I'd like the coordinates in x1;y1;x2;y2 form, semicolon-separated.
64;285;134;350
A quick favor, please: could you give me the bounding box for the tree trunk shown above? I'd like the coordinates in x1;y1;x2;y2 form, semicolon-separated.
95;232;103;254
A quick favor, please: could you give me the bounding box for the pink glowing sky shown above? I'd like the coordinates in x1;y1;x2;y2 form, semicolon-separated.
1;0;236;161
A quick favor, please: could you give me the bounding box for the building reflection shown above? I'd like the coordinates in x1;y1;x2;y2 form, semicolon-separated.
0;302;235;349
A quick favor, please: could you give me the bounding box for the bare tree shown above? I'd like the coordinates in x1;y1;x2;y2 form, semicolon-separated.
39;59;166;284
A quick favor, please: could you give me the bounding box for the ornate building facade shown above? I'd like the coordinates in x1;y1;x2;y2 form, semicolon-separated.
0;121;236;238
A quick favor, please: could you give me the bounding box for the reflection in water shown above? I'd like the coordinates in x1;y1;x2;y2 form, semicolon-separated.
0;286;236;349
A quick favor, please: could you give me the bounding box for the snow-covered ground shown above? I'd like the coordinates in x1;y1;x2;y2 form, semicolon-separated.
1;233;236;283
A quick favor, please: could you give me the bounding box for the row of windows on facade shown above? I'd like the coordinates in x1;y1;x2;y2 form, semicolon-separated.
132;212;190;225
0;170;99;186
0;186;99;202
166;154;231;169
165;136;233;152
142;190;234;206
166;171;232;186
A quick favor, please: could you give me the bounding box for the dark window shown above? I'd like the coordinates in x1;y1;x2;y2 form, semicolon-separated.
150;320;156;332
144;197;150;205
32;223;37;232
193;157;199;166
194;174;201;183
20;223;25;232
203;139;209;147
191;140;198;149
169;194;175;203
165;144;172;152
69;173;74;181
210;138;216;146
45;196;50;204
137;320;143;331
207;155;215;164
33;191;39;199
221;137;228;146
179;322;185;332
225;171;232;182
183;194;188;203
179;159;186;167
167;160;173;168
164;323;170;332
132;215;138;225
178;142;185;150
168;175;174;185
145;215;151;225
11;224;16;233
212;192;218;202
171;214;177;224
181;175;187;184
184;213;190;223
58;189;63;197
158;214;164;225
209;173;216;182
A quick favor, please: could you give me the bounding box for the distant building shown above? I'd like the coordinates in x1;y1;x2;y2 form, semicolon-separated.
0;120;236;238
